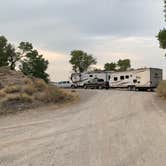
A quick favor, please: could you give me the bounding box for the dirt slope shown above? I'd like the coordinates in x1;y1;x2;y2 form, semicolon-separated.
0;67;76;114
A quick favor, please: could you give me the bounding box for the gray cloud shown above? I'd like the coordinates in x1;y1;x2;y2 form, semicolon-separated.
0;0;165;80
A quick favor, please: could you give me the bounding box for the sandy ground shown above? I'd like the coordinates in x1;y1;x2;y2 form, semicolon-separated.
0;90;166;166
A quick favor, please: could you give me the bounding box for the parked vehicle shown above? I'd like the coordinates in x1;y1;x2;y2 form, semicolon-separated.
71;71;112;88
56;81;73;88
83;78;109;89
109;68;163;91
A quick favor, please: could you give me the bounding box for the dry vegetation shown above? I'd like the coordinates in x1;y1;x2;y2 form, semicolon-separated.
157;80;166;99
0;67;78;115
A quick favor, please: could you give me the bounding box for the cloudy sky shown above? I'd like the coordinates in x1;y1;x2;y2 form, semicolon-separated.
0;0;166;81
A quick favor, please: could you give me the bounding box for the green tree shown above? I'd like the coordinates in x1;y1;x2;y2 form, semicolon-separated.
69;50;97;73
6;44;20;70
18;42;33;55
157;29;166;50
157;1;166;55
117;59;131;71
0;36;9;67
104;62;116;71
19;42;49;82
164;0;166;21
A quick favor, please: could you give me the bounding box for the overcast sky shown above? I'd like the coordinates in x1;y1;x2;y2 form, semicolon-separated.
0;0;166;81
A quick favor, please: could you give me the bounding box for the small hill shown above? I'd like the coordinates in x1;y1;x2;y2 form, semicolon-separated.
0;67;77;115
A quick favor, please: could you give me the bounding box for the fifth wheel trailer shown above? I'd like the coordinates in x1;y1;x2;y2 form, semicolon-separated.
109;68;163;90
71;71;112;88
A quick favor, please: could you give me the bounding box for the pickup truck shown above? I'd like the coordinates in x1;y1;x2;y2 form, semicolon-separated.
83;78;109;89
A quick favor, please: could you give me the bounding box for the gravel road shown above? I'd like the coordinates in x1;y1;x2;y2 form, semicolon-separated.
0;90;166;166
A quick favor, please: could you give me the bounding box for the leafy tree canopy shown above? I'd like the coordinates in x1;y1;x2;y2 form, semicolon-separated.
117;59;131;71
0;35;50;82
157;0;166;56
0;36;9;67
157;29;166;49
19;44;49;82
104;62;116;71
6;44;20;70
69;50;97;73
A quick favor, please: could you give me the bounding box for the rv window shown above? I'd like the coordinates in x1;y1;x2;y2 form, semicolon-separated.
98;79;104;82
133;79;137;83
108;75;111;80
89;75;93;77
125;75;129;79
114;77;118;81
120;76;124;80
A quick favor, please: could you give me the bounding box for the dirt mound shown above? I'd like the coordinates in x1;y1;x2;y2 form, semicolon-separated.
0;67;77;115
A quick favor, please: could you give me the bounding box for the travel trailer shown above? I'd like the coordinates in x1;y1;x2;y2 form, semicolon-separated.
109;68;163;90
71;71;112;88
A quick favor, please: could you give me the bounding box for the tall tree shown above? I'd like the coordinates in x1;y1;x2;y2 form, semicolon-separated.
19;42;49;82
6;44;20;70
157;0;166;55
117;59;131;71
104;62;116;71
69;50;97;73
0;36;9;67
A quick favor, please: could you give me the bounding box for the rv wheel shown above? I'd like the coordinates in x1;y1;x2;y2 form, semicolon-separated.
98;85;102;89
84;85;87;89
128;86;131;91
132;86;136;91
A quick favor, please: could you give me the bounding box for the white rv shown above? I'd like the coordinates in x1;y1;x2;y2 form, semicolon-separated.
71;71;112;88
109;68;162;90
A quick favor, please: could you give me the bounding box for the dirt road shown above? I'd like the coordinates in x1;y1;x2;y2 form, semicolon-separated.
0;90;166;166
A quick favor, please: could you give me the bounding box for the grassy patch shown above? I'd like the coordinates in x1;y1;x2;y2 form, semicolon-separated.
6;93;33;103
34;86;73;103
23;84;36;95
157;80;166;99
4;85;22;94
34;79;47;92
0;68;78;114
0;90;6;98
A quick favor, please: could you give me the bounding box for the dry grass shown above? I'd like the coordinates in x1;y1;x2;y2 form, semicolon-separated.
6;93;33;103
34;79;47;91
4;85;22;94
157;80;166;99
23;84;36;95
0;90;6;98
34;86;73;103
24;78;33;85
0;68;77;114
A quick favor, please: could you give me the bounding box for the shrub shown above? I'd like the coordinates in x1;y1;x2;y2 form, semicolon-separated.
6;93;33;103
24;78;33;85
0;90;6;98
157;80;166;99
23;84;36;95
35;86;72;103
4;85;21;94
34;79;47;92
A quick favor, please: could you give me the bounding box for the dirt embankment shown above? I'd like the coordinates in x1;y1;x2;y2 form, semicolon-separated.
0;67;78;115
